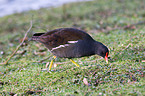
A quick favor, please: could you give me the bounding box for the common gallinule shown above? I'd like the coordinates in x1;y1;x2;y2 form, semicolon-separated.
31;28;109;70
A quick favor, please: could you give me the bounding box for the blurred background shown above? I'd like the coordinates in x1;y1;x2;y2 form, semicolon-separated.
0;0;89;17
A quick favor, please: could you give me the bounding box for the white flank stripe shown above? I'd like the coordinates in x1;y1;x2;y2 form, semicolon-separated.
68;41;78;43
51;44;69;51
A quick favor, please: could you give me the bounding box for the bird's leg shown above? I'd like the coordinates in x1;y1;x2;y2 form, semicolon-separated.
70;59;80;67
49;56;56;71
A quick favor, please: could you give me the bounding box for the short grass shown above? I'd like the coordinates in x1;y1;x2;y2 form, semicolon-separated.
0;0;145;95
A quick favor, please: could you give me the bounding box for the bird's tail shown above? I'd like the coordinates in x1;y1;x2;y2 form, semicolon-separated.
29;33;44;41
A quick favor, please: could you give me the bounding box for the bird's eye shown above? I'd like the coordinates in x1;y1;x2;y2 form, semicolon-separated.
102;51;105;54
101;52;105;56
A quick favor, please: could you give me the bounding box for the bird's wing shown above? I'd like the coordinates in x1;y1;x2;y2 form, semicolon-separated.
39;28;93;49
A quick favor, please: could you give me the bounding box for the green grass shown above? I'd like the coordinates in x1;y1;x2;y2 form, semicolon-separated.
0;0;145;95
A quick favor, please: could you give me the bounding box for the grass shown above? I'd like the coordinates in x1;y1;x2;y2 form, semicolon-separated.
0;0;145;95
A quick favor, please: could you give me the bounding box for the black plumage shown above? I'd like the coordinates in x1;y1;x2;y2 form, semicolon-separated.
31;28;109;70
31;28;109;58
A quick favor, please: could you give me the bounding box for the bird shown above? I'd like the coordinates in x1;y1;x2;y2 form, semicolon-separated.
30;28;109;71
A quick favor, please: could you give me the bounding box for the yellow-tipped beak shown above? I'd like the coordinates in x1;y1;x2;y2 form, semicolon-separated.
105;56;108;64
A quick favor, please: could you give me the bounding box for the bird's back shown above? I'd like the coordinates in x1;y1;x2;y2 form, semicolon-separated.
31;28;96;58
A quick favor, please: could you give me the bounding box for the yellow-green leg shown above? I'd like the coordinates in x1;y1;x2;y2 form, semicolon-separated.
70;59;80;67
49;56;56;71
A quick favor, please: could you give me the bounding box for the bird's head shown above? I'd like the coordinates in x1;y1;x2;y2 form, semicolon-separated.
95;42;109;63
